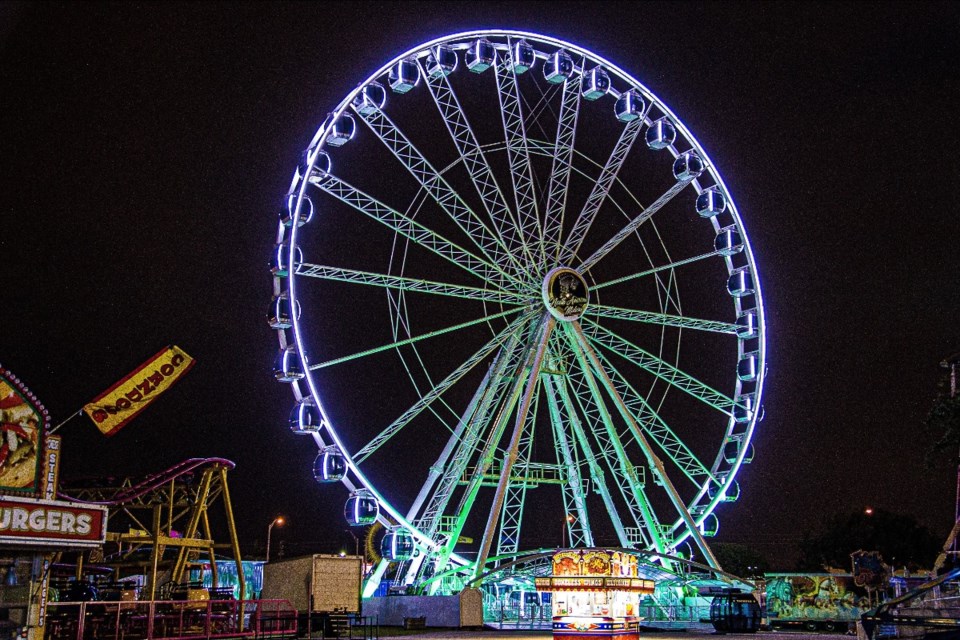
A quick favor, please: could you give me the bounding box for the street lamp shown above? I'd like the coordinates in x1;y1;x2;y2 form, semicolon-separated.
561;514;576;548
266;516;285;563
344;529;359;557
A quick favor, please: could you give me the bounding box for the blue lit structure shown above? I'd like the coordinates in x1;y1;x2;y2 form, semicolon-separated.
313;446;346;482
191;560;265;600
344;489;378;526
380;528;415;561
288;397;321;435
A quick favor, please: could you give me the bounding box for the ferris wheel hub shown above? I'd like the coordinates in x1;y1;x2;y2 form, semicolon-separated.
542;267;589;322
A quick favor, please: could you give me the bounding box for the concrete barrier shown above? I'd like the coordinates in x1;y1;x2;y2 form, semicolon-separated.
364;589;483;627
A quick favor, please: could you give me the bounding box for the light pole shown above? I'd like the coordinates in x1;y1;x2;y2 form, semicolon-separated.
344;529;359;557
561;514;575;548
266;517;285;563
943;354;960;555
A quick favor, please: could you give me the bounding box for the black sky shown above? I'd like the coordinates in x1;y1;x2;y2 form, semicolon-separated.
2;1;959;566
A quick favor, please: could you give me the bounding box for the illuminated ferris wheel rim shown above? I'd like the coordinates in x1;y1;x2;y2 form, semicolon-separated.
277;29;767;578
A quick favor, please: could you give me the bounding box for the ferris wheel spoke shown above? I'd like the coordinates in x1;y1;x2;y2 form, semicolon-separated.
577;176;695;274
518;72;562;136
560;117;644;266
296;263;530;306
411;347;533;594
554;373;632;546
419;62;531;277
547;337;636;549
590;346;714;487
582;318;737;414
562;327;662;551
474;316;554;579
496;390;539;556
426;322;542;592
593;249;722;290
405;329;526;528
587;304;739;335
308;307;523;371
387;289;518;432
309;173;512;289
567;320;722;568
416;317;539;526
543;375;594;548
351;106;529;289
352;311;534;465
541;74;582;266
568;350;666;549
495;41;547;270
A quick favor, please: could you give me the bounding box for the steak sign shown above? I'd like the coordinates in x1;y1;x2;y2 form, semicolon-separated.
0;495;106;547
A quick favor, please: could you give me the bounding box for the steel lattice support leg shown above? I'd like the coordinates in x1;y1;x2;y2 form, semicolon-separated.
568;321;723;571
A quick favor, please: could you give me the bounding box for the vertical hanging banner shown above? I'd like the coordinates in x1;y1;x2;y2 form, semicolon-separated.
83;346;196;436
42;436;62;500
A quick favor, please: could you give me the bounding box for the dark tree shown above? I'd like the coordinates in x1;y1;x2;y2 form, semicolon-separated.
712;542;770;577
797;509;941;572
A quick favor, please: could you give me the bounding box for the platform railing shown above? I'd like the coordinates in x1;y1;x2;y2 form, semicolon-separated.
44;598;297;640
483;601;712;631
484;601;553;629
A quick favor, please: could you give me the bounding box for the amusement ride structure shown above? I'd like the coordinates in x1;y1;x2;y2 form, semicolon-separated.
269;30;767;597
60;458;244;601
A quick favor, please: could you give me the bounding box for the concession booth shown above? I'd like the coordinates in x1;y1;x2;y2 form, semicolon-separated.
0;365;107;640
535;550;655;640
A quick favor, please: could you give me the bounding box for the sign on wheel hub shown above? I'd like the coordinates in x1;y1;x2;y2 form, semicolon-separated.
543;267;589;322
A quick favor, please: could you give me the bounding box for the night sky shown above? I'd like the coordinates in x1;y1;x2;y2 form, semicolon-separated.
2;2;959;567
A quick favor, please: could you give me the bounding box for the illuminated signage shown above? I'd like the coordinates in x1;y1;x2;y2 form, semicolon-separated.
0;495;107;547
553;577;604;588
42;436;62;500
0;367;50;497
535;576;655;593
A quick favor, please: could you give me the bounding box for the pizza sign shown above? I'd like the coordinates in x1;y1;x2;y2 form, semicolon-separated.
0;365;49;496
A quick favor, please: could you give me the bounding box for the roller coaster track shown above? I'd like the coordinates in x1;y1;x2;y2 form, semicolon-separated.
58;457;236;506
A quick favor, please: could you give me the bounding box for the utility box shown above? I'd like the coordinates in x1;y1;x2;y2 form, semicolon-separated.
261;554;362;614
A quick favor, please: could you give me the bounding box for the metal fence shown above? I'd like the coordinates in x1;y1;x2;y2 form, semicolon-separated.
44;598;297;640
483;600;553;630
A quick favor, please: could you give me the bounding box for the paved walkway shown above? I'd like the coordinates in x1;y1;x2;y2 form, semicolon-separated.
391;631;828;640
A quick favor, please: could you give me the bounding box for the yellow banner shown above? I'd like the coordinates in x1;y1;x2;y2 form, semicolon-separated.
83;346;195;436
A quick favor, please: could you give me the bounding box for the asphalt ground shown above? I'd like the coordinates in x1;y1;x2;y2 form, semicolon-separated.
388;631;833;640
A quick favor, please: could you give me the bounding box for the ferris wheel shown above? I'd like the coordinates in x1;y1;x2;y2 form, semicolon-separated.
270;30;766;594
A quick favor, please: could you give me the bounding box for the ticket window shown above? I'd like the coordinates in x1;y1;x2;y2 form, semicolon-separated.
610;592;639;618
553;591;612;617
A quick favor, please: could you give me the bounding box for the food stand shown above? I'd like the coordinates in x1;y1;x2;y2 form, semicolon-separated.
0;365;108;640
535;550;655;640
